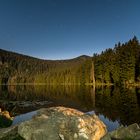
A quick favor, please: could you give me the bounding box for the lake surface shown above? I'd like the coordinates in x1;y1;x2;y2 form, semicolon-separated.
0;85;140;131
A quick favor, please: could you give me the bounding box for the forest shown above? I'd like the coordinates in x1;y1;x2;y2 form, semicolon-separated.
0;49;92;85
0;36;140;85
94;36;140;85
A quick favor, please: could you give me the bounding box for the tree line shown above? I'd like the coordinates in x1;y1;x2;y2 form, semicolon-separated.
94;36;140;85
0;36;140;85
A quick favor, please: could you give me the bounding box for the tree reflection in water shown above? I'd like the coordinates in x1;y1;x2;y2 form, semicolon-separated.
0;85;140;129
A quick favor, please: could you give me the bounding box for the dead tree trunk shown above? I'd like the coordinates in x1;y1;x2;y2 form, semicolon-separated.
91;60;95;88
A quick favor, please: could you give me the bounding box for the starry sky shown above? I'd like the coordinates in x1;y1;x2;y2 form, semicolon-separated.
0;0;140;60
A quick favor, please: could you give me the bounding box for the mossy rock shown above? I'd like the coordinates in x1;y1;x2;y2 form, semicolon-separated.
102;123;140;140
0;115;12;128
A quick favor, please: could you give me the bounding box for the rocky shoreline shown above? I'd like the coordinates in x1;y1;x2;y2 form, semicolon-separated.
0;107;140;140
0;100;53;116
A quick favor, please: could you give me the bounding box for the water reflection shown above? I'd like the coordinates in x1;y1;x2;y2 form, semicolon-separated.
0;85;140;131
0;85;96;113
95;86;140;126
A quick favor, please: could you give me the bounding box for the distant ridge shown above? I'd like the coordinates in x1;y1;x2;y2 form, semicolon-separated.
0;48;92;84
0;48;91;61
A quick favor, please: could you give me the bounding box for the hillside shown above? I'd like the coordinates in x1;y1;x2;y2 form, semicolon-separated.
0;49;92;84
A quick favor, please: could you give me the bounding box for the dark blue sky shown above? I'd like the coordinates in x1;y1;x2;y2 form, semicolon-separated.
0;0;140;59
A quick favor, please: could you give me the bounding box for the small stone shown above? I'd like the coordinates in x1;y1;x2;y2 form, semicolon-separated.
59;134;65;140
74;133;78;138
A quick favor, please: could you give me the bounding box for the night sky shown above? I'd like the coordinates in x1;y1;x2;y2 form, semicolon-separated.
0;0;140;60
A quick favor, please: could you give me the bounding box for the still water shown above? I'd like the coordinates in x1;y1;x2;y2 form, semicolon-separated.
0;85;140;131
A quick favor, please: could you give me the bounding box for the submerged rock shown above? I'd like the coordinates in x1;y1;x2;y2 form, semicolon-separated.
101;123;140;140
0;100;53;116
1;111;12;120
0;107;107;140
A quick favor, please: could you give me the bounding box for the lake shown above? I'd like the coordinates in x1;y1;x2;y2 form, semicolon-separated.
0;85;140;131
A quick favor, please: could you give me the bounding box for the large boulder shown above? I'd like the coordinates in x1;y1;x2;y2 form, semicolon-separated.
0;107;107;140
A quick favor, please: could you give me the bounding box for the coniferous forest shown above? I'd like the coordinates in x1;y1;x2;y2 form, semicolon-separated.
94;36;140;85
0;36;140;85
